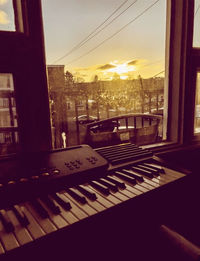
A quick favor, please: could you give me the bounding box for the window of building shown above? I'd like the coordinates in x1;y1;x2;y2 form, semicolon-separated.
0;73;18;154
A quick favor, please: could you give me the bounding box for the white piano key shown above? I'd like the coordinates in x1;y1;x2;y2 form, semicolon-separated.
143;178;160;188
75;186;106;212
86;185;114;208
118;188;137;198
37;199;68;229
64;192;97;216
133;184;148;193
68;187;105;212
60;193;88;220
23;202;57;234
87;185;121;205
20;204;45;240
110;191;129;201
139;182;155;191
6;209;33;245
111;176;142;196
0;221;19;251
53;193;78;224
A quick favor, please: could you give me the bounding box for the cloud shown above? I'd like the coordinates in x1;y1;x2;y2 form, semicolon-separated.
0;0;8;5
97;64;116;70
0;10;9;24
127;60;139;66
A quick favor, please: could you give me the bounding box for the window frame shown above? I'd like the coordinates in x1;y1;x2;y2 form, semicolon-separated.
0;0;52;154
0;0;198;156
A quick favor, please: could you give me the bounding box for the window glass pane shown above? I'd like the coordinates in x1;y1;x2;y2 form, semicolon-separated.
42;0;166;149
0;0;15;31
0;73;18;155
193;0;200;47
194;72;200;133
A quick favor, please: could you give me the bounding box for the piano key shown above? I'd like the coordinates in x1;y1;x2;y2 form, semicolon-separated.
105;176;126;189
89;181;110;195
0;209;15;233
111;190;129;201
121;169;144;182
65;188;87;204
75;185;97;201
30;199;49;219
114;171;137;185
137;164;160;176
24;202;57;234
74;186;105;212
86;185;114;208
111;176;142;196
18;205;45;239
38;199;68;229
59;194;88;220
51;193;72;210
87;185;121;205
134;184;148;193
40;195;61;215
143;178;160;188
97;178;118;192
86;198;106;212
0;222;19;251
143;162;165;173
138;181;154;191
53;193;78;225
6;209;33;245
11;205;29;227
64;191;97;216
131;166;154;178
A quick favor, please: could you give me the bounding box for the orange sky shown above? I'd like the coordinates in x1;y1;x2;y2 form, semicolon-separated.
42;0;166;81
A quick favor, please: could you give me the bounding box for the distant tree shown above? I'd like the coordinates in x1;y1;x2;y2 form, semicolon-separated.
65;71;74;87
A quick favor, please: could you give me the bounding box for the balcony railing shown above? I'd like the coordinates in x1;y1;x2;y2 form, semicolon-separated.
85;113;162;148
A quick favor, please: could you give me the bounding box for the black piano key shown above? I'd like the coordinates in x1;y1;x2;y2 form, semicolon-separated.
89;181;110;195
137;164;160;176
121;169;144;182
97;178;118;192
40;196;61;215
105;176;126;189
114;171;137;185
11;205;29;227
75;185;97;201
30;199;50;218
0;209;15;232
143;162;165;174
51;193;72;211
131;166;154;178
66;188;87;204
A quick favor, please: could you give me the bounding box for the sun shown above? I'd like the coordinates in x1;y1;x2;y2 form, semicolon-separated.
108;62;136;75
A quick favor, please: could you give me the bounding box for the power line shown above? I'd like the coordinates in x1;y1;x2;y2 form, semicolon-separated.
152;70;165;78
195;2;200;16
64;0;138;60
52;0;129;64
66;0;160;66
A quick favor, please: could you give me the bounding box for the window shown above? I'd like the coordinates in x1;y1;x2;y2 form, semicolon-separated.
42;0;166;149
0;0;197;156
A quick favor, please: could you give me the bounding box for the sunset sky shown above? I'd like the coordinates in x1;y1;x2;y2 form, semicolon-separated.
41;0;166;81
1;1;200;81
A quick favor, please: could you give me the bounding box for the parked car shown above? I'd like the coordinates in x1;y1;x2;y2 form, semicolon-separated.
73;115;98;124
90;120;119;133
